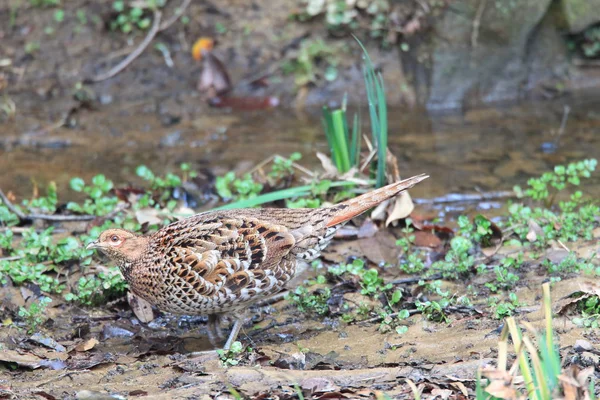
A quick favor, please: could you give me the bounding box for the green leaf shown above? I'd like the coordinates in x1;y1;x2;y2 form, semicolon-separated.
70;177;85;192
136;165;155;181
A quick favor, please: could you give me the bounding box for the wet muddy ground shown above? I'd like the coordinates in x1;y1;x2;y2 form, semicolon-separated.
2;2;600;395
1;93;599;399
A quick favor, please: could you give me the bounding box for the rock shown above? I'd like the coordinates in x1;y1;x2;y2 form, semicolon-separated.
561;0;600;33
159;130;183;147
404;0;570;110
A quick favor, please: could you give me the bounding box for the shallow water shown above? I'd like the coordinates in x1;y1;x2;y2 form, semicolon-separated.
1;94;599;202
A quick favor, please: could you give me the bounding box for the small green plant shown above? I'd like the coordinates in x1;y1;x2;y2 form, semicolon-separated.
24;41;40;54
359;38;388;188
136;163;195;209
110;0;159;33
573;294;600;329
542;252;599;276
577;26;600;59
64;267;127;305
488;292;520;319
396;222;427;274
18;297;52;334
23;182;58;214
29;0;59;7
378;308;410;334
508;160;598;246
514;159;596;207
215;172;263;202
0;203;20;226
67;174;118;216
484;256;522;293
416;298;450;323
269;152;302;181
281;38;340;87
217;341;247;366
288;284;331;315
458;215;495;247
329;258;391;296
429;236;475;280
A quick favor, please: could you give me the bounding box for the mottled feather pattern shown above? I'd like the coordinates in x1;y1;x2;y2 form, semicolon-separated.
92;174;428;318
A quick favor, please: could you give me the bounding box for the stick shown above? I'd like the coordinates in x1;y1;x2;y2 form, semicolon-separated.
413;190;515;205
471;0;488;48
88;9;162;82
0;188;96;222
88;0;192;83
159;0;191;31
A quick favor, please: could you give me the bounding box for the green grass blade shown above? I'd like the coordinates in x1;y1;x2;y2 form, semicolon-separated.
356;36;388;188
322;106;343;171
541;283;561;392
507;318;539;400
212;181;357;210
350;113;360;167
331;109;351;172
376;72;387;188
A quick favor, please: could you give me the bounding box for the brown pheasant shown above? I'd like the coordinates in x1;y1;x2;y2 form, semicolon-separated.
87;174;428;349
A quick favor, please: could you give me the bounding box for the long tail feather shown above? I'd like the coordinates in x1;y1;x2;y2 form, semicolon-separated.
326;174;429;227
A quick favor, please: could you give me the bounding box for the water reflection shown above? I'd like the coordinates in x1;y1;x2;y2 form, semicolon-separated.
1;96;599;201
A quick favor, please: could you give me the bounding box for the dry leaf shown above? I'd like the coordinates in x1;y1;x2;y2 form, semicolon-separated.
357;219;379;238
0;350;43;369
316;152;339;178
127;292;155;323
75;338;99;352
431;388;452;399
526;220;543;242
135;208;162;226
300;377;338;392
385;192;414;226
413;231;442;248
484;379;517;398
199;52;232;96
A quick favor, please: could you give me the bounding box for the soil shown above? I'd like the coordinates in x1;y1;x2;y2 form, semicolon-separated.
1;1;600;399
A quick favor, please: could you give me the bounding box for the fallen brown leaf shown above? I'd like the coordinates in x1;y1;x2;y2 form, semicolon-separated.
128;292;155;323
75;338;99;352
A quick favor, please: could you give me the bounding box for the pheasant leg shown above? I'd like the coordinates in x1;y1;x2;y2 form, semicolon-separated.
206;314;226;347
223;318;244;350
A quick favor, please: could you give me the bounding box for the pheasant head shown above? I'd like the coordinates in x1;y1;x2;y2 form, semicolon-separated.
86;228;149;264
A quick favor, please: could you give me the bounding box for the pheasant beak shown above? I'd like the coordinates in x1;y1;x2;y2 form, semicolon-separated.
86;240;100;250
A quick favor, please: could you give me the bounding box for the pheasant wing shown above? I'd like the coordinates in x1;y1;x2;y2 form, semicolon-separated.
146;214;296;314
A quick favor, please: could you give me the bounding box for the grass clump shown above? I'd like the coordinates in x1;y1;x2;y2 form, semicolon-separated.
477;283;596;399
510;159;598;246
321;38;388;188
110;0;164;33
18;297;52;334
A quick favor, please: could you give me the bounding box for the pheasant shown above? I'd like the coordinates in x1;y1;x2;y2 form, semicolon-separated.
87;174;428;350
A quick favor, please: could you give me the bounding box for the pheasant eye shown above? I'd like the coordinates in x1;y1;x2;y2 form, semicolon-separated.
110;235;120;242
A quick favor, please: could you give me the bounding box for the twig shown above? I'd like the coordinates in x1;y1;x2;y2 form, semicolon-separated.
552;104;571;149
35;370;91;387
358;309;421;325
390;274;441;285
255;291;289;307
413;190;515;205
88;10;162;82
556;240;570;252
159;0;191;31
0;188;96;222
0;188;26;219
88;0;191;82
471;0;488;48
0;256;23;262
